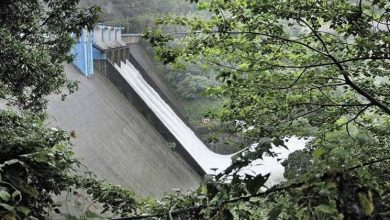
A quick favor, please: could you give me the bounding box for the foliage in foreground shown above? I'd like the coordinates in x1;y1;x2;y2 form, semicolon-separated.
140;0;390;219
0;111;76;219
0;0;97;218
0;0;99;113
0;1;141;219
0;111;143;219
2;0;390;219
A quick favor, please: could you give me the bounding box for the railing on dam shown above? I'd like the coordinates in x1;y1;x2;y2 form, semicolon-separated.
122;33;142;44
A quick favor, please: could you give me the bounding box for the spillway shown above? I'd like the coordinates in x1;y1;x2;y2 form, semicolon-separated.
115;60;306;184
48;64;201;197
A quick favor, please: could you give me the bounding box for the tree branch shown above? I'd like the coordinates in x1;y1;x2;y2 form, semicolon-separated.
296;102;371;107
113;155;390;220
295;18;390;115
349;156;390;170
276;68;307;89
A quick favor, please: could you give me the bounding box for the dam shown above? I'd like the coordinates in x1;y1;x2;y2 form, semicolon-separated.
48;25;305;197
48;64;201;197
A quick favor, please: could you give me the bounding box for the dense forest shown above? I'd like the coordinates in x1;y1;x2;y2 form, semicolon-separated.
79;0;195;33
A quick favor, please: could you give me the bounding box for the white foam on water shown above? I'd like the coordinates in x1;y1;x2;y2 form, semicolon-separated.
115;61;306;185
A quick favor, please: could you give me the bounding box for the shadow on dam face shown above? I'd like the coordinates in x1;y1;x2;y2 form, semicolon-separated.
47;64;201;198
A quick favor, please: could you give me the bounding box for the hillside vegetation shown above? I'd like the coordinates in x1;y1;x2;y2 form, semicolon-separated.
80;0;195;33
83;0;226;134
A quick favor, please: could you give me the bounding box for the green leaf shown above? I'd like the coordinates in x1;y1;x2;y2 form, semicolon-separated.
0;191;11;201
268;203;283;220
358;191;374;216
245;173;270;195
0;202;13;211
313;147;325;160
15;205;31;216
272;138;287;148
315;204;337;215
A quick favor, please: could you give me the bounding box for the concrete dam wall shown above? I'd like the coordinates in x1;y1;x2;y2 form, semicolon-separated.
115;59;307;185
47;64;201;198
48;26;306;197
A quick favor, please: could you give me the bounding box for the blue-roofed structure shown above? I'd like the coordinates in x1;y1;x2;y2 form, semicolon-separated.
72;30;94;76
72;24;126;76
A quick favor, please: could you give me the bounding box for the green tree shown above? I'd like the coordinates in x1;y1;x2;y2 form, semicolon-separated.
164;63;217;100
80;0;195;33
0;0;99;112
281;150;311;180
0;1;140;219
0;0;100;218
0;111;78;218
143;0;390;218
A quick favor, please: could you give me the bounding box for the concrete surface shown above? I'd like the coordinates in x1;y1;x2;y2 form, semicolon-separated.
117;60;307;186
128;43;187;118
47;64;201;198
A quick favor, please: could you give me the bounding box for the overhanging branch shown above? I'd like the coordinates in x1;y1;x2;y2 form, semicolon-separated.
114;156;390;220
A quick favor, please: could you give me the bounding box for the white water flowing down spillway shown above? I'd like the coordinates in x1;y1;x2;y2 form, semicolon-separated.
115;60;306;185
